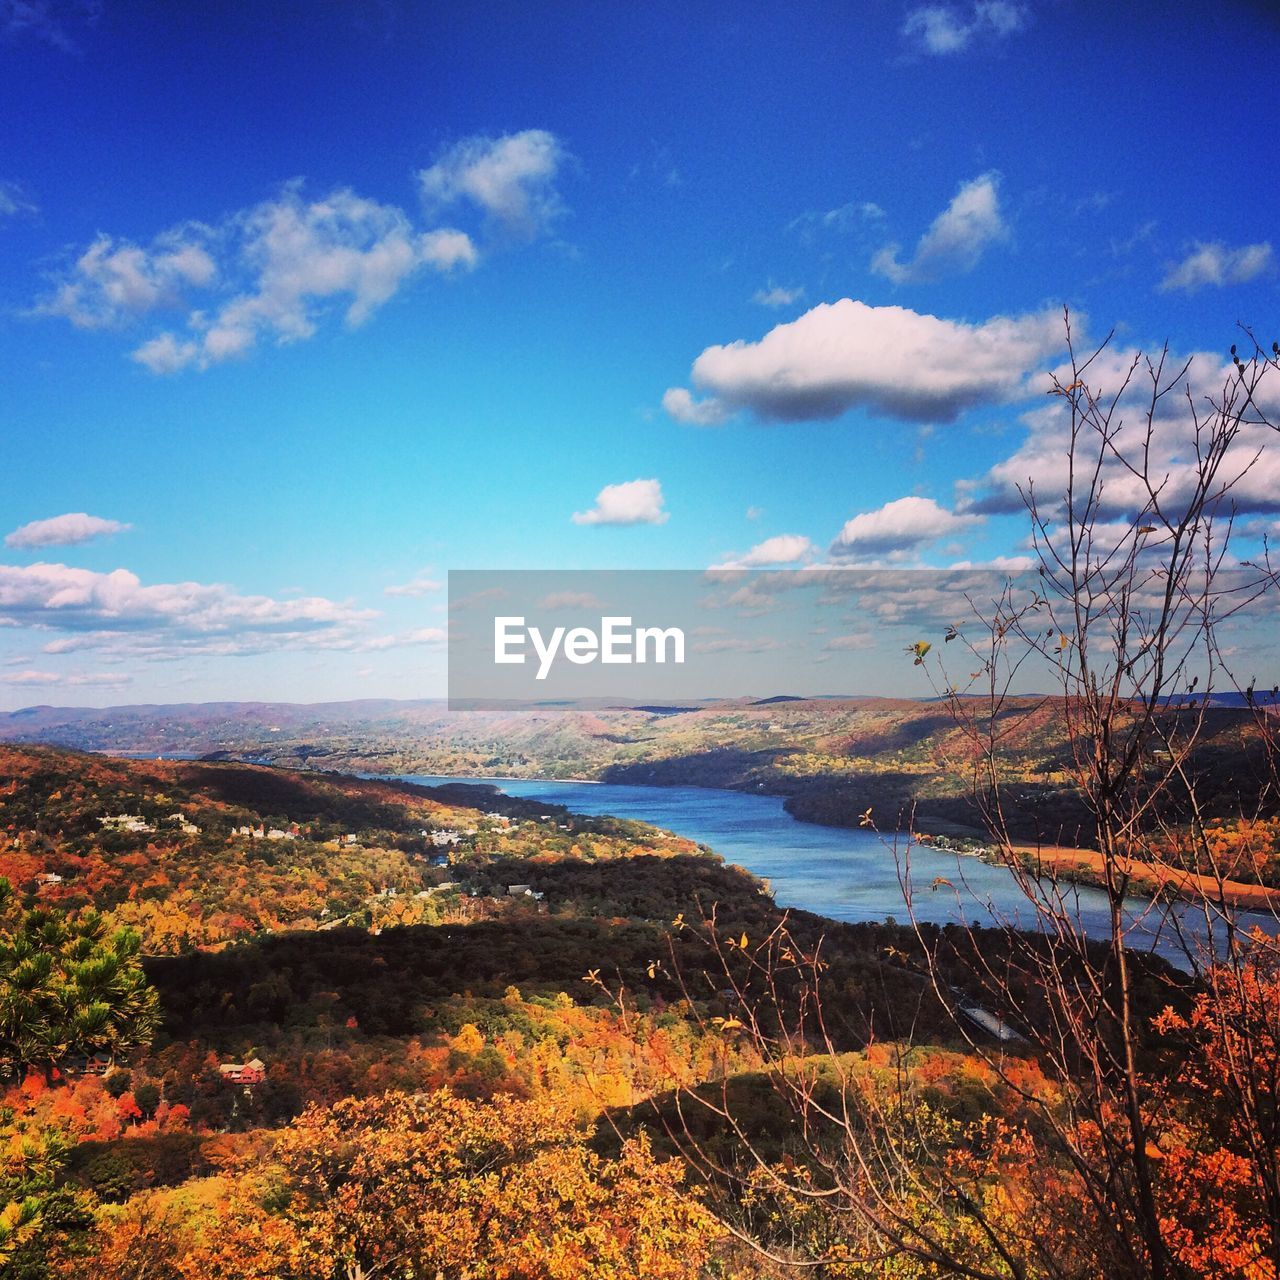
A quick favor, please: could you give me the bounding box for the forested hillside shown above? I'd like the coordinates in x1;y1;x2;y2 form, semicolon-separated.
0;745;972;1276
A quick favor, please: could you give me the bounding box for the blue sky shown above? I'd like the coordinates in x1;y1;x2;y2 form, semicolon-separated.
1;0;1277;705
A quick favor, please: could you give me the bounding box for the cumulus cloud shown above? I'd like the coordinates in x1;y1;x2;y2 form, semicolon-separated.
713;534;816;570
947;554;1036;571
36;229;217;329
661;387;734;427
35;131;565;373
665;298;1062;426
0;562;374;649
753;284;805;308
572;478;669;526
1158;241;1273;292
831;496;983;556
872;172;1008;284
902;2;1028;55
383;571;443;598
419;129;566;239
5;512;131;549
125;187;477;373
963;346;1280;518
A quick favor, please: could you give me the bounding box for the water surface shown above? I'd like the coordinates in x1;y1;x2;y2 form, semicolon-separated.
395;774;1273;965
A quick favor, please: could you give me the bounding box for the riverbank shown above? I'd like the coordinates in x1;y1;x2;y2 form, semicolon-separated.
403;767;1280;915
1009;843;1280;911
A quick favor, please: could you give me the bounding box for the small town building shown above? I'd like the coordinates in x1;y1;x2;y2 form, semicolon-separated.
218;1058;267;1085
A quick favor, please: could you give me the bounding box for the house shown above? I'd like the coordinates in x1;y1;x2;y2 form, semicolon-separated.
218;1057;267;1085
37;871;64;885
167;813;201;835
507;884;545;901
99;814;154;834
61;1050;114;1078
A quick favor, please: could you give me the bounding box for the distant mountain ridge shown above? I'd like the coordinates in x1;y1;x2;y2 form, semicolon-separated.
1;693;1274;850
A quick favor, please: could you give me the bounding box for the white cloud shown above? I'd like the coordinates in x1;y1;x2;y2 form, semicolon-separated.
1158;241;1273;292
419;129;566;239
903;5;970;53
947;554;1036;571
0;669;59;685
419;228;478;272
691;636;787;655
872;172;1008;284
0;668;132;689
132;333;200;375
5;512;131;549
964;347;1280;518
0;562;374;647
665;298;1062;425
539;591;605;610
129;186;477;373
572;478;669;526
831;496;983;556
753;284;805;308
384;571;443;598
902;2;1028;55
349;626;446;652
787;201;885;242
33;133;562;373
698;580;780;615
662;386;733;427
824;632;875;651
36;229;217;329
713;534;816;570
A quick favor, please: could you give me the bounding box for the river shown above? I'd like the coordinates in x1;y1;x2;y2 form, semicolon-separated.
393;774;1275;967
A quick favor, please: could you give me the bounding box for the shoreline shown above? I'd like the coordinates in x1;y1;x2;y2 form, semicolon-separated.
415;769;1280;916
1010;843;1280;912
161;753;1280;918
380;766;1280;917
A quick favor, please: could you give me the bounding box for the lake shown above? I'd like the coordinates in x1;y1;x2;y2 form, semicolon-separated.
393;774;1273;966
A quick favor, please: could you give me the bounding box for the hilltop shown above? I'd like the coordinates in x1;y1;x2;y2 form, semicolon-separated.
3;694;1275;864
0;744;709;954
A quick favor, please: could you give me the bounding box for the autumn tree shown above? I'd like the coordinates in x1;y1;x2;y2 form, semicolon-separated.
75;1088;736;1280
